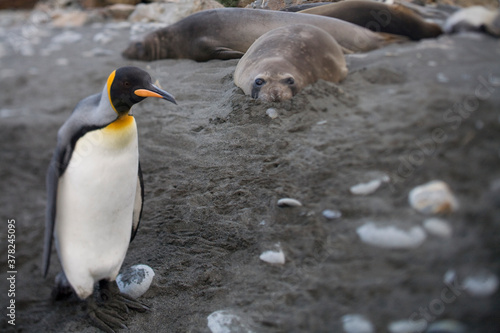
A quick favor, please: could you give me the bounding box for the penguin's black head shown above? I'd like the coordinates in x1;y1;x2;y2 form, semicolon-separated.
107;66;177;114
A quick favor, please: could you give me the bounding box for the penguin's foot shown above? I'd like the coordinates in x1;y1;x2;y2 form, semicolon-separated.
87;297;127;333
99;280;150;313
51;271;76;301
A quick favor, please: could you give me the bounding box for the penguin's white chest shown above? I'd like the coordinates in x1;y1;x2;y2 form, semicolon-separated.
55;116;139;299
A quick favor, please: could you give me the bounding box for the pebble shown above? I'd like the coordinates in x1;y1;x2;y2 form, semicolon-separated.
437;72;449;83
350;174;389;195
266;108;278;119
93;31;116;45
423;218;452;238
56;58;69;66
207;310;255;333
322;209;342;220
388;319;427;333
462;271;499;297
408;180;459;214
342;314;374;333
51;30;82;44
116;264;155;299
443;269;457;285
82;47;114;57
259;247;285;265
356;222;427;249
277;198;302;207
426;320;466;333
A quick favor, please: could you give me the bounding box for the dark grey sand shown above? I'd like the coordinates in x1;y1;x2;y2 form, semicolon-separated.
1;16;500;333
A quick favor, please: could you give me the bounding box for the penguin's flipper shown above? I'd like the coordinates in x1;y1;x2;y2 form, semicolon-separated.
43;147;65;277
131;162;144;242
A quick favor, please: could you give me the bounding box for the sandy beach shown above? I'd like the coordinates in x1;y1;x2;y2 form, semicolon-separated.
0;5;499;332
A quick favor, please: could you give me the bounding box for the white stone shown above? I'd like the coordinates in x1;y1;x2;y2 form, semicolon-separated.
277;198;302;207
350;174;389;195
388;319;427;333
51;30;82;44
207;310;254;333
426;320;466;333
266;108;278;119
357;222;426;249
409;180;459;214
116;264;155;299
129;0;222;25
322;209;342;219
259;248;285;265
462;271;499;297
342;314;374;333
443;269;457;285
423;218;452;238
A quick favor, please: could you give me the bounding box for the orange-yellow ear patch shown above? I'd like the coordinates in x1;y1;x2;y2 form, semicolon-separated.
134;89;163;98
107;70;117;114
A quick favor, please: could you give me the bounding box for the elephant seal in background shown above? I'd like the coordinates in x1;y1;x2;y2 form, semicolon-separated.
122;8;405;62
299;0;442;40
234;24;348;102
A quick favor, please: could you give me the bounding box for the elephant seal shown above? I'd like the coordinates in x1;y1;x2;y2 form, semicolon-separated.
233;24;348;102
122;8;405;62
299;0;442;40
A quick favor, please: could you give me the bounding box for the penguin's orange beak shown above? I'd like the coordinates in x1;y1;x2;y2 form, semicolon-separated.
134;84;177;104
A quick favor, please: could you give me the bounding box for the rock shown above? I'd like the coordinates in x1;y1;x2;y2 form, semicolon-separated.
342;314;374;333
116;264;155;299
247;0;302;10
356;222;427;249
266;108;278;119
423;218;452;238
51;30;82;44
129;0;223;24
104;3;136;20
322;209;342;220
388;319;427;333
259;245;285;265
207;310;255;333
51;11;89;27
350;174;390;195
409;180;459;214
462;271;499;297
277;198;302;207
426;320;467;333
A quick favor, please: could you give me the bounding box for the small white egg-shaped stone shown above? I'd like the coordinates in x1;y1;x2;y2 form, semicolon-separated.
342;314;374;333
462;271;499;297
259;249;285;265
426;320;466;333
116;264;155;299
266;108;278;119
357;222;426;249
409;180;459;214
207;310;255;333
423;218;452;238
350;179;383;195
277;198;302;207
388;319;427;333
322;209;342;219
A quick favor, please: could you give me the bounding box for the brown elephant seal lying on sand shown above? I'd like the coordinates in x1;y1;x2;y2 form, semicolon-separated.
299;0;442;40
234;24;348;102
122;8;405;62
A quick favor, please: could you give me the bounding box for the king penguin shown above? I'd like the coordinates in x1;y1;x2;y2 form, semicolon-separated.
43;66;176;332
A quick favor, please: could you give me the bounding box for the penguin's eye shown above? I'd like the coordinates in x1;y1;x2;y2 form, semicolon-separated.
285;78;295;85
254;78;265;86
124;81;131;87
